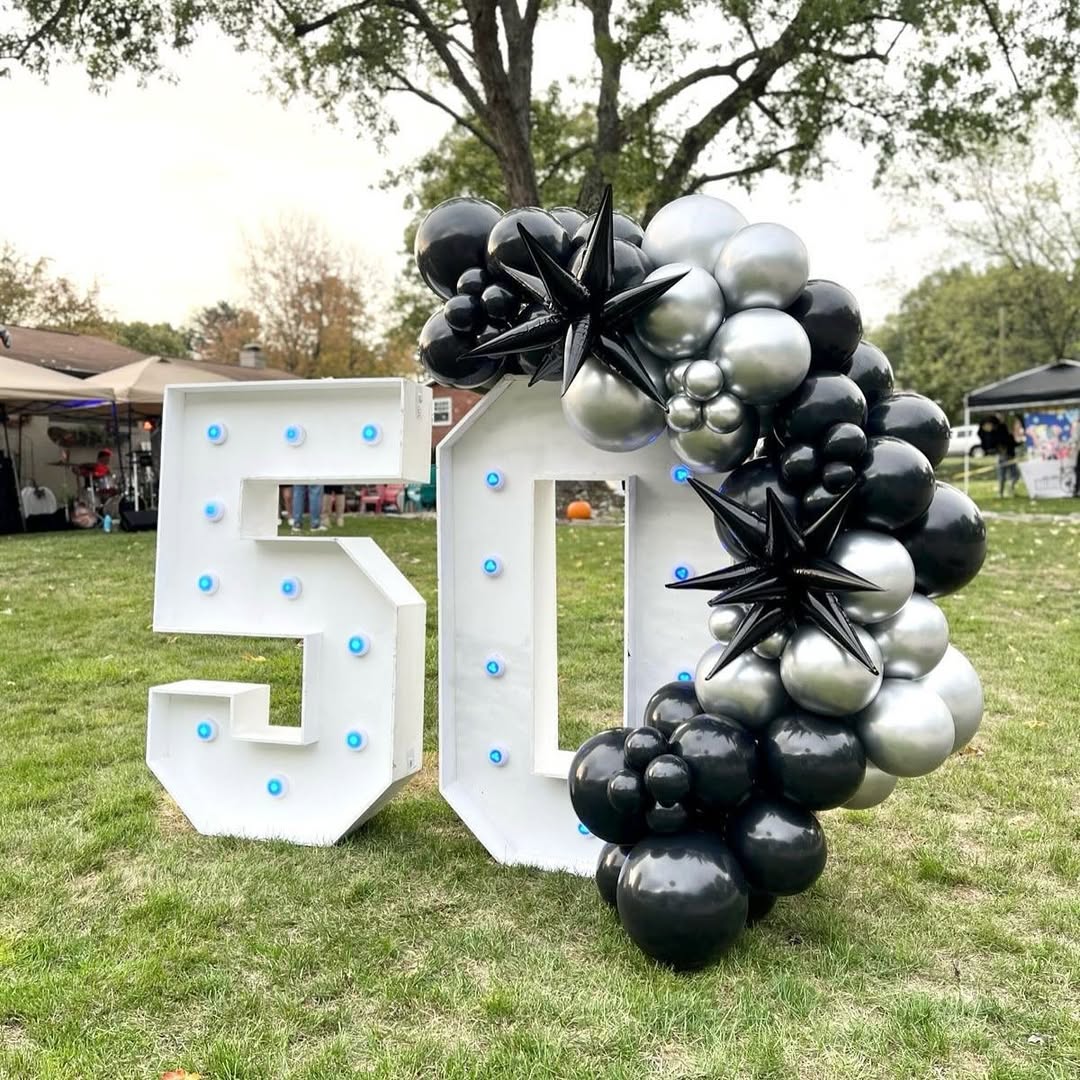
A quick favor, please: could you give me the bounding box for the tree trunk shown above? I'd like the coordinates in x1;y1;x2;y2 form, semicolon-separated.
577;0;622;212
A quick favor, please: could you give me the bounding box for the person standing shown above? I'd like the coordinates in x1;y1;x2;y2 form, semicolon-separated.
290;483;325;531
990;414;1021;497
323;485;346;528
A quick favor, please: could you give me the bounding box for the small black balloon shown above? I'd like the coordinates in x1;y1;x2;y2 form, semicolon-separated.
418;310;501;389
569;729;649;845
487;207;571;282
842;340;895;406
646;802;691;834
800;483;839;522
898;482;987;597
595;842;631;908
669;714;758;811
773;374;867;446
643;681;703;738
480;283;520;324
607;769;648;815
572;237;652;291
779;443;821;489
746;891;777;926
550;205;588;237
574;210;645;248
856;436;935;530
727;798;827;896
443;293;484;334
456;267;489;296
822;461;856;494
644;754;692;807
762;711;866;810
616;833;748;969
624;726;669;772
821;421;867;463
866;392;951;468
415;197;503;300
786;279;862;372
716;458;802;559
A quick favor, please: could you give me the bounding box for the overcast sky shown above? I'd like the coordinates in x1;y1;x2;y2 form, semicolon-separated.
2;30;952;335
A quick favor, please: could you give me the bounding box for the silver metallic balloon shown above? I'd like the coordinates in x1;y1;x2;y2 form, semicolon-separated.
917;644;984;751
713;222;809;311
780;623;883;717
708;605;746;642
708;308;812;406
665;359;692;394
695;643;789;730
855;678;954;777
561;355;666;452
683;358;725;401
666;392;703;432
636;264;725;360
842;760;898;810
670;408;758;471
642;194;749;271
869;594;949;679
702;392;745;433
829;530;915;624
753;624;791;659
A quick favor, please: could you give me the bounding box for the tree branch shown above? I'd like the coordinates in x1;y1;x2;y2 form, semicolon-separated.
624;58;759;129
686;142;813;192
976;0;1022;91
382;69;498;153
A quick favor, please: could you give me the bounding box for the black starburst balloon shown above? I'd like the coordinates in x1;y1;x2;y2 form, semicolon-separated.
463;185;686;406
668;478;883;678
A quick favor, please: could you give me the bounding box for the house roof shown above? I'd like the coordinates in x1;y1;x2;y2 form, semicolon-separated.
967;360;1080;410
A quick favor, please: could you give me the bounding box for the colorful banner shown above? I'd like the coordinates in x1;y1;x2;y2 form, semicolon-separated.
1021;410;1079;498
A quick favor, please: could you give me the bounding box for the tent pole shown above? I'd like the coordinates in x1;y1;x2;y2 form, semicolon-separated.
963;394;971;494
1;411;27;532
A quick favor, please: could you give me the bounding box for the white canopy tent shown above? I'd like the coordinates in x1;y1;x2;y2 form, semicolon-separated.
79;356;234;407
0;354;114;403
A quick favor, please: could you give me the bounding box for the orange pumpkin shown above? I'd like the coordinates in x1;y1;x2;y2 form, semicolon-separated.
566;500;592;521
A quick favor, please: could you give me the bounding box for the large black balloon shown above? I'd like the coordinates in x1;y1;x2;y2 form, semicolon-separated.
715;457;801;558
669;714;758;811
866;392;951;468
486;207;571;282
898;482;987;597
727;798;827;896
418;310;501;389
595;842;630;908
786;280;862;372
415;197;503;300
642;681;702;738
574;211;645;248
550;206;588;236
746;891;777;926
773;374;867;446
571;237;652;291
762;712;866;810
616;833;748;969
855;436;935;530
842;340;895;407
569;729;649;845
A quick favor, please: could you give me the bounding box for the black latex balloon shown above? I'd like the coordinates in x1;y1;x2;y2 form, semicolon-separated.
443;293;485;334
801;483;838;521
762;711;866;810
821;421;867;463
418;310;502;389
822;461;856;494
842;340;895;406
569;729;649;844
643;681;703;738
866;392;951;468
778;443;821;490
607;769;648;815
550;206;588;237
669;714;758;811
456;267;489;296
574;211;645;248
773;374;867;446
486;207;571;282
714;457;802;559
415;197;503;300
855;436;935;530
646;803;691;833
571;237;653;291
898;482;987;597
616;833;748;969
596;842;631;908
786;280;862;371
480;283;520;325
727;798;827;896
510;304;562;380
644;754;692;807
624;726;669;772
746;891;777;926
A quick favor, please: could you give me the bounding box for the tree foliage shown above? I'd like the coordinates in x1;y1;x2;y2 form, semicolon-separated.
188;301;263;365
105;319;191;357
0;240;109;334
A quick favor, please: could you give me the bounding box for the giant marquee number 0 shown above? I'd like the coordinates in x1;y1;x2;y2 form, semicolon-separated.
148;379;432;845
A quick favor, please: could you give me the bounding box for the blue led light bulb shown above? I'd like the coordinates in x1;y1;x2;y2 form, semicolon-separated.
577;823;591;836
677;670;694;683
345;729;367;751
482;556;502;577
266;775;288;798
195;719;217;742
196;572;219;596
672;563;694;583
284;423;306;447
484;654;506;678
484;469;505;491
361;422;382;445
487;744;509;767
670;464;691;484
280;576;302;600
203;500;224;523
206;422;227;445
347;635;370;657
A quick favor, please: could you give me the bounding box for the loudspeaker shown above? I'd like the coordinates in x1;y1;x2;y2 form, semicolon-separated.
120;508;158;532
0;454;20;535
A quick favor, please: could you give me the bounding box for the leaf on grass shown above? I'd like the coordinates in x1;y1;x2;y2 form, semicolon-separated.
1022;719;1047;729
162;1071;203;1080
242;653;268;663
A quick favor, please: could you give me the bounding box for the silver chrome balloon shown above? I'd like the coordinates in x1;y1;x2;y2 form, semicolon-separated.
642;194;748;271
561;355;666;452
829;530;915;624
670;409;758;471
780;623;883;717
855;678;954;777
713;222;809;311
869;594;949;679
753;624;791;659
708;308;812;406
665;359;692;394
695;643;789;730
636;264;725;360
917;644;984;751
842;760;898;810
683;358;725;401
702;392;745;434
708;605;747;642
666;392;703;432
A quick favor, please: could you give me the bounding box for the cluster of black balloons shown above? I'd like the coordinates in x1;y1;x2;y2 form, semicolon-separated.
571;678;869;968
415;197;653;390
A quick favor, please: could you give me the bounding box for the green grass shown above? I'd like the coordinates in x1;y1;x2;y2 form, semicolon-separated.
1;515;1079;1078
936;458;1080;516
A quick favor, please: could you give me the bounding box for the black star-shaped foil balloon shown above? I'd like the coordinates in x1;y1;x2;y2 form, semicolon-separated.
464;186;686;406
668;478;883;678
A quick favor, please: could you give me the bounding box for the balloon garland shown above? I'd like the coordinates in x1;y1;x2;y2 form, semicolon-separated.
414;187;989;970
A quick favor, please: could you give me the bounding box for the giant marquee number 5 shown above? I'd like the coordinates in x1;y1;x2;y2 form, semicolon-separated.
148;379;431;845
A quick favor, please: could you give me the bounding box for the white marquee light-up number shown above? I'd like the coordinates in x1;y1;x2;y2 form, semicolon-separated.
148;379;432;845
436;377;726;874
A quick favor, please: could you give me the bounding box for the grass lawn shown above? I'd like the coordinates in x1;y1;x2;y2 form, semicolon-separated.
1;513;1079;1079
935;458;1080;516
